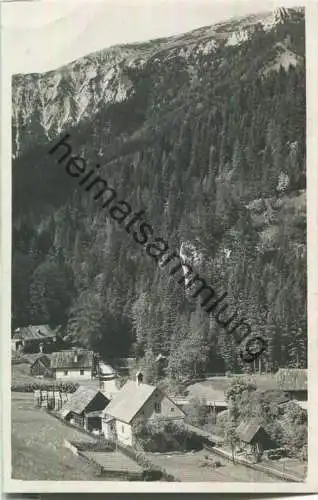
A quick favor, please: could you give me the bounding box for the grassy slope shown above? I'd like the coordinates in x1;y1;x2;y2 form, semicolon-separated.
185;374;278;400
11;363;40;385
11;392;101;480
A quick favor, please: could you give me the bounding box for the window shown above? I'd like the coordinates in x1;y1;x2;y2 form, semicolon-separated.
122;425;125;433
171;407;175;412
64;370;68;375
154;402;161;414
80;369;84;375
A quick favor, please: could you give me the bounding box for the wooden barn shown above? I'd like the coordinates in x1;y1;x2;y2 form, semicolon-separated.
236;419;276;460
25;353;52;377
59;386;110;432
275;368;307;401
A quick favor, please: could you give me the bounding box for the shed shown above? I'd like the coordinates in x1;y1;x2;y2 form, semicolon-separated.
24;353;52;377
275;368;307;400
60;386;110;431
236;418;276;458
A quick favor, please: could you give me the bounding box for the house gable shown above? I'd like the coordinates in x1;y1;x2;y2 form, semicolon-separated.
84;391;110;415
132;390;185;425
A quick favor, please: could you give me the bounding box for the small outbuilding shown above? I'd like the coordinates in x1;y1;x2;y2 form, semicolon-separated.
25;353;52;377
60;386;110;432
236;419;276;459
275;368;307;401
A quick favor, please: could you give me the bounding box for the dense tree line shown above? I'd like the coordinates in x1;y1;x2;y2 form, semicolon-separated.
12;9;306;379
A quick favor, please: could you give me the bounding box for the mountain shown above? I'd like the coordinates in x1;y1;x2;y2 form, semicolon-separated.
12;7;306;379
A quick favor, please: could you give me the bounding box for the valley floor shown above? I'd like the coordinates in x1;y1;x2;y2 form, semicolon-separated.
145;450;279;482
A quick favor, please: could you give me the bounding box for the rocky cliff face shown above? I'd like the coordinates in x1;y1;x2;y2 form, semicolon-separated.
12;7;302;158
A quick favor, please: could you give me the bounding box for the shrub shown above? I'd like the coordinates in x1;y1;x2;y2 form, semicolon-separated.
185;397;209;427
11;381;79;393
141;469;163;481
134;419;202;452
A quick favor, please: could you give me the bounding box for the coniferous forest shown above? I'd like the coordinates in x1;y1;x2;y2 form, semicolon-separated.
12;8;306;381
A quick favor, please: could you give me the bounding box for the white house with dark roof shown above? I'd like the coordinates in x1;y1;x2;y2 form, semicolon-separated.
50;349;97;380
101;371;185;447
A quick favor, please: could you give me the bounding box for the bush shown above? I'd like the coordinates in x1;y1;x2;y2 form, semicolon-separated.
70;438;115;452
185;397;209;427
141;469;163;481
134;419;202;452
11;381;79;393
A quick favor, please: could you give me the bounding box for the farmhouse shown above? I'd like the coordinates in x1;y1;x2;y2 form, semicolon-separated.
11;325;57;352
60;386;110;432
102;371;185;447
275;368;307;401
236;419;276;458
51;349;97;380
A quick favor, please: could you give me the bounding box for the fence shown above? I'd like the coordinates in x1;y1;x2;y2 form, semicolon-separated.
203;443;304;482
34;389;71;410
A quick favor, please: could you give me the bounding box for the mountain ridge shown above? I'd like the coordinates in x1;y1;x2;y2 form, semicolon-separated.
12;7;303;158
12;7;306;377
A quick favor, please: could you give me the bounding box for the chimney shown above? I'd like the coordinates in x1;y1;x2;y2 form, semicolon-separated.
136;370;143;386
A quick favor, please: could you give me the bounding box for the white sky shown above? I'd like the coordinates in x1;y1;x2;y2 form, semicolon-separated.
1;0;297;74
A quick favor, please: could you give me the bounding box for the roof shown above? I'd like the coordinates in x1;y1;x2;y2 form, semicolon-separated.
23;353;51;367
105;380;157;424
51;349;94;369
236;419;263;443
99;362;116;375
60;386;107;416
275;368;307;391
12;325;56;341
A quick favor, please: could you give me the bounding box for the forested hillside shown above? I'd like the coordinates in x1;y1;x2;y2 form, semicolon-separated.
12;8;306;380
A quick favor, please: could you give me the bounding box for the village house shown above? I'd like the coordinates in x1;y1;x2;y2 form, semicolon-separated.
275;368;307;403
11;325;57;352
50;349;97;380
101;371;185;447
236;419;276;459
59;386;110;432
